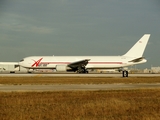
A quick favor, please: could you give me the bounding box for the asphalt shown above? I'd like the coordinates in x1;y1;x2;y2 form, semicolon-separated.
0;73;160;92
0;73;160;77
0;83;160;92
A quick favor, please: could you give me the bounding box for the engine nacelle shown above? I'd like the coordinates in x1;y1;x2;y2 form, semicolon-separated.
56;65;68;72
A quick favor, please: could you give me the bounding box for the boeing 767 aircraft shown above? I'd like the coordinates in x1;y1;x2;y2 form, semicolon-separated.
19;34;150;77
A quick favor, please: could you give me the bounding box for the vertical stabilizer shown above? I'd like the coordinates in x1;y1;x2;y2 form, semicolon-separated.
123;34;150;58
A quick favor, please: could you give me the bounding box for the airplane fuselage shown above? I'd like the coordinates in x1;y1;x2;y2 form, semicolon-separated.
19;56;146;70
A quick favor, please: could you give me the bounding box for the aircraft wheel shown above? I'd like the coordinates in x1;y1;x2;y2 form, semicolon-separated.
122;71;128;77
77;68;83;73
77;67;88;74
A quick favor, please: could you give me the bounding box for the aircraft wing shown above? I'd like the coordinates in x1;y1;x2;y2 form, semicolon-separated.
129;57;144;63
68;59;90;68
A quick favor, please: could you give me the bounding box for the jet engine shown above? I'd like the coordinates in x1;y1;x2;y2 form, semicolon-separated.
56;65;72;72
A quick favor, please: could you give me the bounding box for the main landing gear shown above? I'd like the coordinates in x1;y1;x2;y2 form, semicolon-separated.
122;70;128;77
77;66;88;73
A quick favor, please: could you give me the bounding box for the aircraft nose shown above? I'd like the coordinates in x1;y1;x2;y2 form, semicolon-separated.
19;59;24;66
18;62;22;66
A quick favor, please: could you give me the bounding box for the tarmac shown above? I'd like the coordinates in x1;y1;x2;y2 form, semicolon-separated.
0;73;160;77
0;83;160;92
0;73;160;92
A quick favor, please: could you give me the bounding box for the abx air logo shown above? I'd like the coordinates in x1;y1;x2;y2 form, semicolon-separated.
31;58;43;67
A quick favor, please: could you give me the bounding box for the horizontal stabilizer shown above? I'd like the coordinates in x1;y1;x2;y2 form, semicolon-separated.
129;57;144;63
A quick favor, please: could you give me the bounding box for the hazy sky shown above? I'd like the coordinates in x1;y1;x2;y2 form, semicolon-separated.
0;0;160;68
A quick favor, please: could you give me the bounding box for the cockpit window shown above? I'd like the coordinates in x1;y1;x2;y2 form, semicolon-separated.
20;59;24;62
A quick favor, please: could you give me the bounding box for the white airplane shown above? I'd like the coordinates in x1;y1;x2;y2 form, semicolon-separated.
19;34;150;77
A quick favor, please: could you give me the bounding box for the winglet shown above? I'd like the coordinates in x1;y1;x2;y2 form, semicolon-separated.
123;34;150;58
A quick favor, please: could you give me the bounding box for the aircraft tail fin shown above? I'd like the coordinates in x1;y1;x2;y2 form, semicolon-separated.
123;34;150;58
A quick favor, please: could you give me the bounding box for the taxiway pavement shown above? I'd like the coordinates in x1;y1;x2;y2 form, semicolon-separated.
0;83;160;92
0;73;160;77
1;73;160;92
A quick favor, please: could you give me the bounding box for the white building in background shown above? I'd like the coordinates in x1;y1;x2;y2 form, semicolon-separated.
0;62;27;73
151;67;160;73
143;68;151;73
